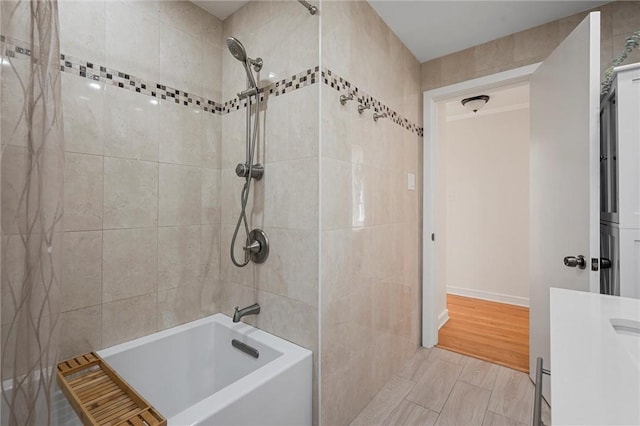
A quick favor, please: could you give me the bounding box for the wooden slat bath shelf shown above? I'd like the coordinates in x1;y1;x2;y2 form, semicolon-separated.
57;352;166;426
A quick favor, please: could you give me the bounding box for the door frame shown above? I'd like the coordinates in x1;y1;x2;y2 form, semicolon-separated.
421;63;541;347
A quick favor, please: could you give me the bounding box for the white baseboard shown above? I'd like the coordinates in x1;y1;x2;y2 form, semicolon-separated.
437;309;449;329
447;286;529;307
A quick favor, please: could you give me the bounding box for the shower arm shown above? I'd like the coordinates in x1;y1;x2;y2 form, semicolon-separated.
297;0;317;15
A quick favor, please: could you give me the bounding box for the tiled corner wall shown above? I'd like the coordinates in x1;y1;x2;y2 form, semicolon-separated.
421;1;640;91
320;2;423;425
20;1;223;359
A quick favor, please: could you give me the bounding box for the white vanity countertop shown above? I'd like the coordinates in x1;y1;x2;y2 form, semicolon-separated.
550;288;640;425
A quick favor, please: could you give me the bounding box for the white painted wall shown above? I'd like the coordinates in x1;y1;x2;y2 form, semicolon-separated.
436;88;530;315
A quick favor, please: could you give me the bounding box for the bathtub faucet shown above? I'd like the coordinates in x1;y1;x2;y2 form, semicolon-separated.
233;303;261;322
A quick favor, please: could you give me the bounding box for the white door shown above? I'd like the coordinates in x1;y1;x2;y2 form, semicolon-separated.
529;12;600;399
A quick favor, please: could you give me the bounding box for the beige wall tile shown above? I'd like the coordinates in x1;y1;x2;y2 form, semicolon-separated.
612;0;640;37
199;278;221;316
159;164;201;226
105;1;159;82
102;293;157;347
62;231;102;312
202;41;223;102
263;157;318;229
321;90;354;163
62;73;105;156
158;284;200;330
219;225;257;287
158;225;201;291
220;110;245;170
64;153;103;231
201;168;221;225
104;86;159;161
158;101;203;167
322;159;374;230
219;167;261;227
61;305;102;359
440;48;476;87
420;58;442;91
58;1;106;65
103;157;158;229
421;4;640;92
256;290;317;351
513;21;560;63
256;227;318;307
102;228;157;303
285;86;319;161
200;225;221;315
202;113;221;169
159;24;203;96
200;224;220;283
475;36;515;75
159;1;209;37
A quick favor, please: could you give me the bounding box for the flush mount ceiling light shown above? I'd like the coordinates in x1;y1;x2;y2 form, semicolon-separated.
461;95;490;113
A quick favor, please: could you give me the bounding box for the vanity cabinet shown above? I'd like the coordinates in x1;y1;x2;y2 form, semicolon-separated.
599;63;640;298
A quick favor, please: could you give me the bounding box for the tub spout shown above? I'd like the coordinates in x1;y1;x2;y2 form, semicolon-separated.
233;303;260;322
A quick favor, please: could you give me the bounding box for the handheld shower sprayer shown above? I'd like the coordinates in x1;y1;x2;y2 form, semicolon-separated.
226;37;263;92
226;36;269;268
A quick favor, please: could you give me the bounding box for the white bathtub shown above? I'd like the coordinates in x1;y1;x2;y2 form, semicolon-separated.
96;313;312;426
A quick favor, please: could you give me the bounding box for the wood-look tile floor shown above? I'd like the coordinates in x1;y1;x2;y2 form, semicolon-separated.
351;347;551;426
438;295;529;373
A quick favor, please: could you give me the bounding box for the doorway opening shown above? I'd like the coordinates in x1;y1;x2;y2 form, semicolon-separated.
421;64;540;363
433;82;531;372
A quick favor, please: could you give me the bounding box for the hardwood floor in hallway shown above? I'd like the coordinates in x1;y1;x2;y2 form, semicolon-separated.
437;294;529;373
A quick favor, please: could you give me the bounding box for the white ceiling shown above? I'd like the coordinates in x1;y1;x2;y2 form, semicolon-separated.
368;1;608;63
193;1;608;63
192;0;249;20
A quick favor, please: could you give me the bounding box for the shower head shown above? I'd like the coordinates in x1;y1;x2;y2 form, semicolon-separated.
226;36;262;90
226;37;247;63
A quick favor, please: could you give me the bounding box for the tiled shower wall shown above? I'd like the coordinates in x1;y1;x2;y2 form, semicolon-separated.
320;2;422;425
216;1;321;421
53;1;223;357
421;1;640;91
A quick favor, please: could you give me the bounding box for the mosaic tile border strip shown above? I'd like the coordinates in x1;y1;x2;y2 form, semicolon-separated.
322;68;423;137
1;35;422;136
1;35;226;113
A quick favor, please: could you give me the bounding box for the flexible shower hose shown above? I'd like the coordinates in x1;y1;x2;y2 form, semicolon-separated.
230;90;260;268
